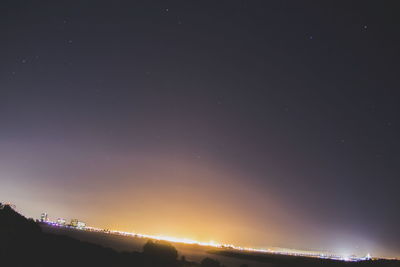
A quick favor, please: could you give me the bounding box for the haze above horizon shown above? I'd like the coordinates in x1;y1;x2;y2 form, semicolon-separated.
1;0;400;259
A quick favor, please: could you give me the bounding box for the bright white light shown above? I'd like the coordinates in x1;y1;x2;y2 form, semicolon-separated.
43;219;376;262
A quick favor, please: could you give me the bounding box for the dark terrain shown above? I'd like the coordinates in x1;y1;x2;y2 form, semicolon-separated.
1;204;399;267
0;204;194;267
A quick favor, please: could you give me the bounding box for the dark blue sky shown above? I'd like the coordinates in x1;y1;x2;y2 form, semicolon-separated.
1;1;399;257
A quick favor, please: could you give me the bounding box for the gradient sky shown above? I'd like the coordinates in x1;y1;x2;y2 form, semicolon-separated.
1;0;400;258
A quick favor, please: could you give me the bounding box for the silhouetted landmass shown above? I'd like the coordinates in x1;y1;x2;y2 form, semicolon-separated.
0;204;194;267
1;204;399;267
208;249;400;267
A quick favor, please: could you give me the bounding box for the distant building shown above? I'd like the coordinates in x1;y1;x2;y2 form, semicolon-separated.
40;213;48;222
57;218;66;225
77;221;86;229
70;219;78;227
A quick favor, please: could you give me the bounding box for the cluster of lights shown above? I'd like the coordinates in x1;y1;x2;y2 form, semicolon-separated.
79;226;374;262
42;213;375;262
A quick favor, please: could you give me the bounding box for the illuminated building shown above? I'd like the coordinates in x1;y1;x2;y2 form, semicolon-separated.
70;219;78;227
57;218;66;225
40;213;48;222
77;221;86;229
39;212;379;262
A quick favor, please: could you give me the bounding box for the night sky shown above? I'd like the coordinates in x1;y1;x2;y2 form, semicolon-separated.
1;1;399;258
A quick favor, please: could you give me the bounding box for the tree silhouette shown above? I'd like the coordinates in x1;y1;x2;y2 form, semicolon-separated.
143;240;178;262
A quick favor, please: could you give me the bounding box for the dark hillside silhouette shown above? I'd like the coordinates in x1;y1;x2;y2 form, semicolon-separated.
1;204;399;267
0;204;193;267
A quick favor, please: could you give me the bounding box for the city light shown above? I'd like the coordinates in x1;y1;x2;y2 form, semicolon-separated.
40;212;376;262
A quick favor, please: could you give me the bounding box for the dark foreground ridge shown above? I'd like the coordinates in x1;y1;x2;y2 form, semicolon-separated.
0;204;399;267
0;204;195;267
